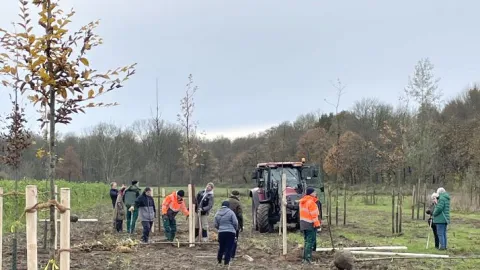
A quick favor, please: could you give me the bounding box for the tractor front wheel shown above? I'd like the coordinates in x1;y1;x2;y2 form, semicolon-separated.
257;203;273;233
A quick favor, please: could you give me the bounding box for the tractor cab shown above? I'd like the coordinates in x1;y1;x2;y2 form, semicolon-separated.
249;159;324;233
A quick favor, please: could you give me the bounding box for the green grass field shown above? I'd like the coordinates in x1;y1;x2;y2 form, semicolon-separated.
0;179;110;233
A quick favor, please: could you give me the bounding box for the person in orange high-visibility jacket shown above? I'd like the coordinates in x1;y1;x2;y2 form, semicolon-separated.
161;190;189;241
299;187;321;264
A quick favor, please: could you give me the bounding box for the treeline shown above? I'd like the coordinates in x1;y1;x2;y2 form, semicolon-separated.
1;59;479;191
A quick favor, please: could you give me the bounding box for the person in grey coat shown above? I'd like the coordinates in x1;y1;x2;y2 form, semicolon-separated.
134;187;156;243
214;201;238;266
195;182;215;242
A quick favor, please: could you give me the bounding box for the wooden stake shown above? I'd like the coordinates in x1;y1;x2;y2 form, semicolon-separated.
423;183;427;220
316;246;407;251
161;188;165;198
157;187;162;233
335;184;339;226
60;188;71;270
188;184;194;247
54;185;58;250
391;189;395;234
411;185;415;219
399;192;403;233
281;173;287;255
26;185;37;270
0;187;3;270
151;188;155;233
351;251;449;258
343;183;347;226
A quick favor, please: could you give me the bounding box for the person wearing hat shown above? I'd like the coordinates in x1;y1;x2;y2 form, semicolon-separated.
161;190;189;241
134;187;156;243
299;187;321;264
227;190;243;260
214;201;239;266
195;182;215;242
124;180;141;233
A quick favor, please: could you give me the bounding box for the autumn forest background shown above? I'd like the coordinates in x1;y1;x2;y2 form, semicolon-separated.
1;58;479;197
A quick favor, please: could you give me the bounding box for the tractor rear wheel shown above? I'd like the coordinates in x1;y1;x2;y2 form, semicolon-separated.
257;203;273;233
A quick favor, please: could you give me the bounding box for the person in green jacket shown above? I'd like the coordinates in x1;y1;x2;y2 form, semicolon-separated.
433;187;450;250
123;180;141;234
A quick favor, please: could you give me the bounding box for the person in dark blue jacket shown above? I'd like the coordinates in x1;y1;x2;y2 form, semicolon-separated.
134;187;156;243
109;182;118;209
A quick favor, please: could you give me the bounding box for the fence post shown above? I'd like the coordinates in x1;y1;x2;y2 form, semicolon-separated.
282;173;287;255
188;184;194;247
151;188;155;233
26;185;38;270
54;185;58;250
60;188;71;270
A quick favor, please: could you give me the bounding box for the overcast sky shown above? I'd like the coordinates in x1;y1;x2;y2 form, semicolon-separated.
1;0;478;139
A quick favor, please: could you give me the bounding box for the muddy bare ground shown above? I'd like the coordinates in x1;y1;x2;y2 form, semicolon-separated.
1;204;398;270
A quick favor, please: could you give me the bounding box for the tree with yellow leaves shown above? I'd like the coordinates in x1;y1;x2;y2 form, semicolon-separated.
0;0;136;267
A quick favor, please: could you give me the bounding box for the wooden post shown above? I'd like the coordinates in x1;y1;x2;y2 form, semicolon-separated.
26;185;37;270
395;192;399;233
60;188;71;270
0;187;3;270
399;192;403;233
188;184;194;247
54;185;58;250
151;188;155;233
161;188;165;198
411;185;415;219
328;186;332;226
416;179;420;220
343;183;347;226
157;187;162;233
391;189;395;234
335;185;339;226
281;173;287;255
423;183;427;220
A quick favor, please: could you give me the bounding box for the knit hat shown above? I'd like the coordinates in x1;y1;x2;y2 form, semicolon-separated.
221;201;230;207
132;180;138;185
177;190;185;197
231;190;240;196
306;187;315;195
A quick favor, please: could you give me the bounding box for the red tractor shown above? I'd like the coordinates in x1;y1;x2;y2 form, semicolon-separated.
249;159;324;233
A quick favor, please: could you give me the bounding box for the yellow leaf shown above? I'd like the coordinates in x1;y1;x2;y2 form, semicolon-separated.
38;68;49;80
80;58;89;66
60;89;67;99
28;35;35;44
88;89;94;98
99;86;104;94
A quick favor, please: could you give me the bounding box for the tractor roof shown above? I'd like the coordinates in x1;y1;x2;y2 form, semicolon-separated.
256;161;304;168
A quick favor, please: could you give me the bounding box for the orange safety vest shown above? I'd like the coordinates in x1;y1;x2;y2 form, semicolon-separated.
299;195;321;229
162;191;189;216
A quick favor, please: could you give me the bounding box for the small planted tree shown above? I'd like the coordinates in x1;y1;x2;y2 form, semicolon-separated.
177;74;202;184
0;93;32;269
0;0;136;267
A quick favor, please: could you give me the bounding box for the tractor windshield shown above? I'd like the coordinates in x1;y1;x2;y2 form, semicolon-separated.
270;167;300;187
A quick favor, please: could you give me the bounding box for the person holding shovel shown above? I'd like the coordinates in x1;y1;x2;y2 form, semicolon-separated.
426;192;439;249
161;190;189;242
195;182;215;242
124;180;141;234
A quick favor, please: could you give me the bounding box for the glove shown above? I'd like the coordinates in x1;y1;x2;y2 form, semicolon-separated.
129;206;134;212
162;215;168;222
186;215;189;220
